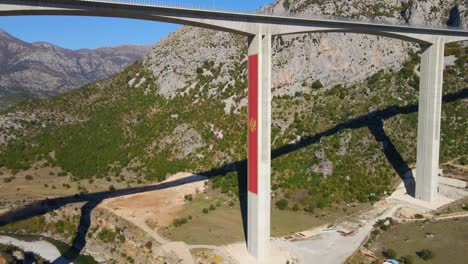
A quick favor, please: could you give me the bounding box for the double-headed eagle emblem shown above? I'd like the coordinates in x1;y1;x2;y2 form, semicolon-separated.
249;118;257;133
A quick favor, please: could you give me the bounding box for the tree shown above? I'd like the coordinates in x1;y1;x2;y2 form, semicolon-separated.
417;249;434;260
311;80;324;89
275;199;288;210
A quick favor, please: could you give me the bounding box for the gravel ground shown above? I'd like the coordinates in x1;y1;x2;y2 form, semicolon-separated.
0;235;62;262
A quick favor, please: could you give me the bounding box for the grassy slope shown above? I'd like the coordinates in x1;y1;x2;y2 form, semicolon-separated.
358;218;468;264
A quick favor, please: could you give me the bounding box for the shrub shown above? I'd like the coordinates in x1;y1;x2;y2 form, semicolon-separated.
173;218;188;227
311;80;324;89
3;177;12;183
209;204;216;211
292;204;300;211
416;249;434;260
184;194;193;202
384;248;397;259
97;228;116;243
109;185;116;191
229;201;235;207
400;255;415;264
202;208;209;214
414;213;424;219
145;241;152;249
275;199;288;210
304;205;315;214
25;175;34;181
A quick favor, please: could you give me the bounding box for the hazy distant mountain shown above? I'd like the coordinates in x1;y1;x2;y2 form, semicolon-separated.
0;29;152;106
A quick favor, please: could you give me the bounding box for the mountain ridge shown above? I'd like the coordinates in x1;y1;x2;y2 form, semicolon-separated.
0;28;152;107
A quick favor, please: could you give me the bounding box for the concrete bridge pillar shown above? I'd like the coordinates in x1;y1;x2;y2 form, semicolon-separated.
415;37;445;203
247;31;272;260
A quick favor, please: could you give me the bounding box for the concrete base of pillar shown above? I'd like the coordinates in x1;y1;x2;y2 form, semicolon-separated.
225;241;291;264
389;169;467;211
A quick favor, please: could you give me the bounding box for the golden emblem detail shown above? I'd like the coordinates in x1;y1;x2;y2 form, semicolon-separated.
249;118;257;133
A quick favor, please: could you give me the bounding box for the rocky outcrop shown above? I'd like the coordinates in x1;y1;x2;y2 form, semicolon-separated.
0;29;151;99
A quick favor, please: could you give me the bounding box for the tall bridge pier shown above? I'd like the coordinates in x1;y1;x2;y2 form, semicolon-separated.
247;30;272;259
0;0;467;261
415;38;445;202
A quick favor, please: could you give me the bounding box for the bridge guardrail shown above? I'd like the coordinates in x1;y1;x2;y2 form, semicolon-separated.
75;0;461;31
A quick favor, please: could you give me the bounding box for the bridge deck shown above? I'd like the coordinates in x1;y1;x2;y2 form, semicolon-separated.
1;0;467;41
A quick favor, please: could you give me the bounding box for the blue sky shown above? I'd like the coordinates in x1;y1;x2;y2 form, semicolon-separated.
0;0;271;50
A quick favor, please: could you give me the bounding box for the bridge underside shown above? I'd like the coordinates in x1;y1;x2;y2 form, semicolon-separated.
1;1;468;43
1;0;468;262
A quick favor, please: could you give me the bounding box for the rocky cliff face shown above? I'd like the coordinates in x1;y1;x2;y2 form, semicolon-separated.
146;0;467;100
0;29;151;99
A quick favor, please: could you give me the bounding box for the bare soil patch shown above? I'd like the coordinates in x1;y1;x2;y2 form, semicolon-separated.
100;172;207;232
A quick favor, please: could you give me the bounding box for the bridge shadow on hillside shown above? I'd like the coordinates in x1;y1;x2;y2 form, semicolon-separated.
0;88;466;263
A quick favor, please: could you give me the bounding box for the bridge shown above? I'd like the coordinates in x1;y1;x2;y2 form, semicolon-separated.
0;0;467;261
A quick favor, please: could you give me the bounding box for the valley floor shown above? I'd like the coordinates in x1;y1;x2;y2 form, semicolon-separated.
0;169;467;264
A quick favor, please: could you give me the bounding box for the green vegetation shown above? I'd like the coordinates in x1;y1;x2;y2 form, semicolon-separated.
366;218;468;264
374;217;395;232
400;255;415;264
0;41;466;217
97;228;117;243
184;194;193;202
162;193;369;245
384;248;397;259
3;176;14;183
414;214;424;219
172;217;189;227
302;79;324;90
416;249;434;261
275;199;289;210
0;243;48;264
311;80;324;89
0;215;78;239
